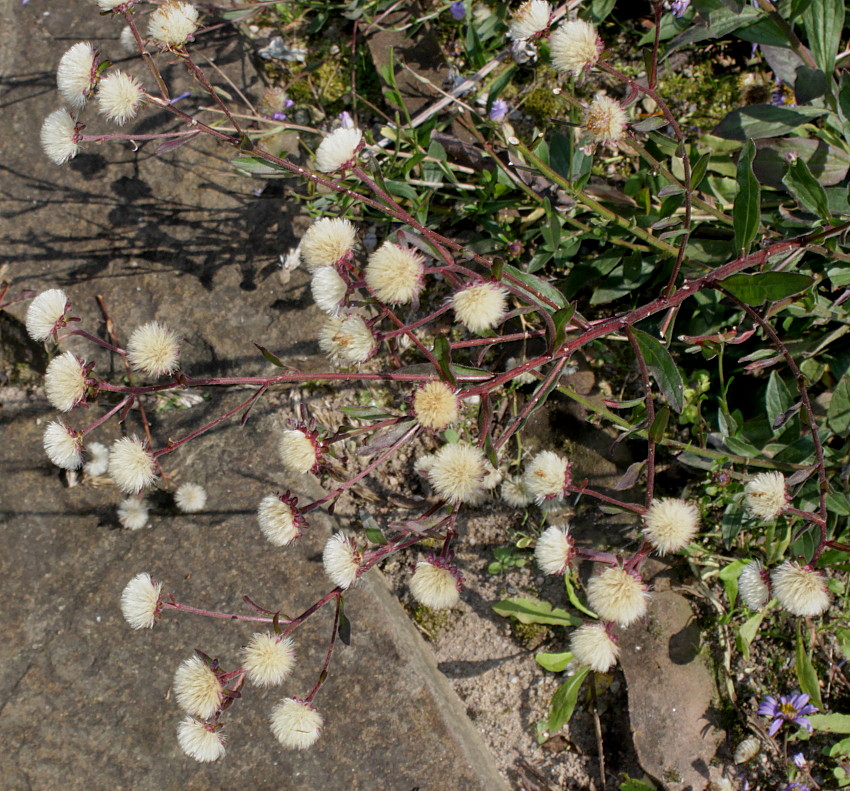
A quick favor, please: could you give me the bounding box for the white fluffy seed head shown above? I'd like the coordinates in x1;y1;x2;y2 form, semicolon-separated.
177;718;226;763
119;25;138;53
126;321;180;377
257;493;303;546
278;429;319;474
117;497;150;530
43;421;83;469
509;0;552;41
41;109;80;165
427;443;487;504
173;656;223;719
587;567;649;627
409;559;461;609
315;127;363;172
570;622;619;672
744;472;788;521
583;93;628;145
174;482;206;513
148;1;199;47
98;0;133;9
242;633;296;687
534;524;574;575
523;450;570;503
413;380;459;430
549;19;602;77
771;561;831;617
26;289;68;341
311;267;348;314
108;436;157;493
270;698;323;750
98;70;145;125
45;351;88;412
501;477;531;507
318;314;376;365
322;533;360;589
452;282;508;333
642;498;700;555
300;217;357;271
57;42;97;109
738;560;770;611
84;441;110;477
120;572;162;629
365;242;424;305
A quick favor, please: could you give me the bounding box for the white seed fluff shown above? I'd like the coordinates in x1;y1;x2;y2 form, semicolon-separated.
98;70;145;125
583;93;628;145
26;289;68;341
509;0;552;41
523;450;569;502
43;421;83;470
771;561;831;617
270;698;323;750
315;127;363;172
409;561;460;609
174;482;207;513
98;0;132;9
278;429;318;474
744;472;787;521
300;217;357;271
84;441;110;477
41;109;80;165
570;622;619;673
257;494;302;546
535;524;574;575
108;436;157;494
642;497;700;555
452;282;508;333
318;314;375;365
413;380;459;430
549;19;602;77
44;351;87;412
323;533;360;589
587;567;649;627
311;267;348;314
177;718;226;762
365;241;424;305
117;497;149;530
120;572;162;630
738;560;770;611
56;42;97;109
119;25;138;53
427;443;487;504
173;656;223;719
126;321;180;377
148;1;199;47
242;633;296;687
501;477;531;507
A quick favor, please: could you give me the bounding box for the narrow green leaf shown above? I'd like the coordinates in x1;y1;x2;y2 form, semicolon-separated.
253;343;292;368
734;139;761;252
648;406;670;442
828;376;850;437
547;666;590;732
802;0;844;76
713;105;826;141
796;623;823;709
718;559;750;607
433;335;457;387
503;263;568;310
631;328;685;413
690;152;711;189
736;609;767;659
719;272;814;305
766;371;792;430
549;304;576;354
535;651;573;673
783;156;832;219
492;597;583;626
809;713;850;733
565;572;597;619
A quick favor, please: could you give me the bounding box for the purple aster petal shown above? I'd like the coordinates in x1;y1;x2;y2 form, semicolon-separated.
793;716;814;732
768;717;784;737
758;697;778;716
790;693;810;709
798;703;818;716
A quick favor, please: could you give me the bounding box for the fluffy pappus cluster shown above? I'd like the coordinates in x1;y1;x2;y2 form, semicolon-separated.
549;18;603;77
257;491;306;546
409;555;463;609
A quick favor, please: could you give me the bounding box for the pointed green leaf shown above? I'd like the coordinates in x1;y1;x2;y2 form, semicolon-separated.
734;140;761;252
719;271;815;305
802;0;844;76
535;651;574;673
796;623;823;708
631;328;685;413
492;597;582;627
783;156;832;219
547;666;590;732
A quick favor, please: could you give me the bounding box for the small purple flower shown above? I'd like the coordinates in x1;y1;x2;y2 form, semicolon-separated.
792;752;808;770
785;784;810;791
272;112;287;121
758;693;818;737
489;98;509;123
671;0;690;16
338;111;355;129
449;1;465;20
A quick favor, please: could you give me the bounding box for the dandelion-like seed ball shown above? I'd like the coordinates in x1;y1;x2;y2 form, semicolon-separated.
98;70;145;125
119;25;138;53
43;421;83;470
108;436;157;494
41;109;80;165
242;633;296;687
409;558;461;609
426;443;487;504
744;472;788;521
523;450;570;503
452;282;508;333
148;1;199;48
26;289;68;342
270;698;323;750
583;93;628;145
120;572;162;630
413;380;459;430
733;736;760;765
315;127;363;172
177;718;226;763
300;217;357;271
278;429;320;474
570;622;619;673
501;477;531;507
175;482;207;513
587;566;649;627
365;241;425;305
535;524;575;575
508;0;551;41
173;656;223;719
549;19;603;77
322;533;360;589
738;560;770;611
126;321;180;377
44;351;88;412
642;497;699;555
84;441;110;477
257;492;304;546
117;497;150;530
771;561;831;617
318;314;376;365
56;42;97;109
311;268;348;314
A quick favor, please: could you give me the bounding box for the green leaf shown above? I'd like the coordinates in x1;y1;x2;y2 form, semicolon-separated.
340;406;396;420
648;406;670;442
783;156;832;219
232;156;288;176
766;371;793;429
753;137;850;189
491;597;583;627
802;0;845;76
736;608;768;659
713;105;826;140
691;152;711;190
535;651;573;673
548;304;576;354
734;139;761;253
589;0;617;23
718;558;750;607
432;335;457;388
719;272;815;305
810;713;850;733
338;598;352;646
547;666;590;732
503;263;568;310
565;572;597;619
835;626;850;660
253;343;294;369
828;376;850;437
796;623;823;709
631;328;685;413
619;778;658;791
